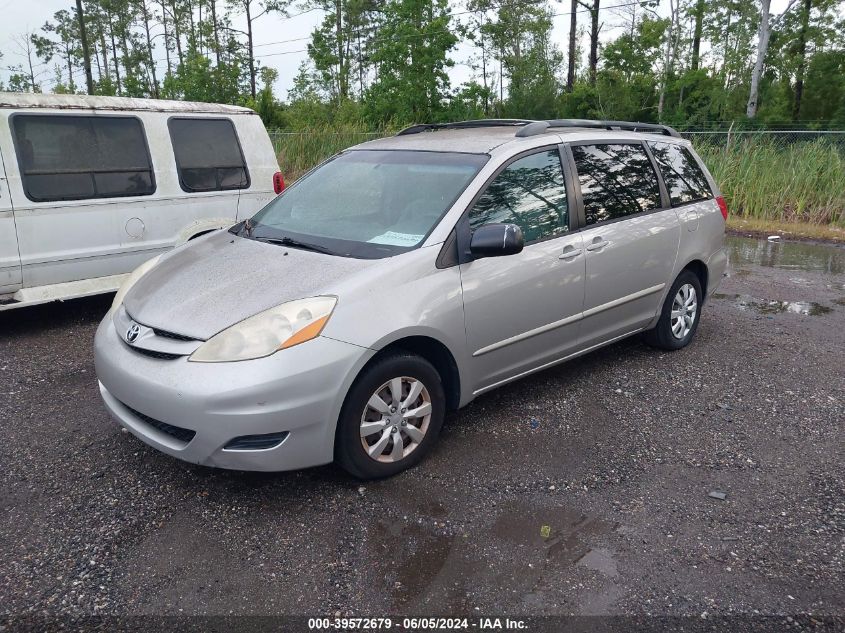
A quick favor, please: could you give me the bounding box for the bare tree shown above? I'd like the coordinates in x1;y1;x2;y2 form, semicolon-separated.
792;0;812;121
657;0;681;118
747;0;798;118
76;0;95;92
566;0;577;91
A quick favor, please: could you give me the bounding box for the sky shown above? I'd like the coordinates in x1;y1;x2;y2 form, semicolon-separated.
0;0;799;99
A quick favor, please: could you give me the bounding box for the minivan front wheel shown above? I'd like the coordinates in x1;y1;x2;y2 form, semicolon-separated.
335;353;445;479
644;270;703;350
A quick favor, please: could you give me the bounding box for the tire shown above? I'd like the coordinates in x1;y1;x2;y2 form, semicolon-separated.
335;352;446;479
643;270;703;350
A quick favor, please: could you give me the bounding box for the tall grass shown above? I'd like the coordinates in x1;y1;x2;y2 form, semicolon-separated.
696;138;845;225
271;127;845;226
271;125;383;180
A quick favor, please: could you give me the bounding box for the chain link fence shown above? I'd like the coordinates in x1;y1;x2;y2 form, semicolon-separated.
681;130;845;149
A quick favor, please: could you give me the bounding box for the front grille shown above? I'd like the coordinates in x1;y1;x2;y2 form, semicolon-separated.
124;404;196;444
224;432;289;451
130;347;183;360
152;328;196;342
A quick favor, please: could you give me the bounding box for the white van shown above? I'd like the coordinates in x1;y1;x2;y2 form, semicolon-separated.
0;93;280;311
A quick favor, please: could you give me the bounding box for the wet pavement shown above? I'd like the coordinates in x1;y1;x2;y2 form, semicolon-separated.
0;236;843;621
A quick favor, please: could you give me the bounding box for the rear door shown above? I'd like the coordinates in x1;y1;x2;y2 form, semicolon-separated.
168;116;251;227
459;147;586;393
0;143;22;294
567;141;680;347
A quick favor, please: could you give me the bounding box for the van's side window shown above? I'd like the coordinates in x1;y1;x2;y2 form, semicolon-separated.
169;118;249;192
469;150;569;244
571;143;661;225
12;115;155;202
649;142;713;206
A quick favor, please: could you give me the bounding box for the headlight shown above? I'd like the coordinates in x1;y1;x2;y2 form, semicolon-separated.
189;296;337;363
111;255;162;312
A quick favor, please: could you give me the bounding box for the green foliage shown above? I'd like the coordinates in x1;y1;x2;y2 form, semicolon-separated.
363;0;457;124
161;45;245;103
697;138;845;224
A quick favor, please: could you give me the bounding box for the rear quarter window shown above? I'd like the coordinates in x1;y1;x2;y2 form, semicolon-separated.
168;118;249;193
649;142;713;206
571;143;661;225
11;114;155;202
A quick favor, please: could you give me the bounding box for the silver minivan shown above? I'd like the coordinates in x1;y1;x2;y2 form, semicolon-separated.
94;119;728;479
0;93;280;311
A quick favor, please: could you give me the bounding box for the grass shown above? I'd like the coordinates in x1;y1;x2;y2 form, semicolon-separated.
271;125;383;181
695;137;845;226
270;127;845;237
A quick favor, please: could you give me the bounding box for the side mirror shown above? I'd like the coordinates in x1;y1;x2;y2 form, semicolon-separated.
469;223;525;258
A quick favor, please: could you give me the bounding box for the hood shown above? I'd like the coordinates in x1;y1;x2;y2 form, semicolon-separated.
124;231;376;340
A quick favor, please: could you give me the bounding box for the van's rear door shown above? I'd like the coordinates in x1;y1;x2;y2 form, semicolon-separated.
0;145;22;294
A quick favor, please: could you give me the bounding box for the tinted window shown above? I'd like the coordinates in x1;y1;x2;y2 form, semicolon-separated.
571;143;661;225
469;150;569;243
12;115;154;202
649;142;712;206
169;118;249;192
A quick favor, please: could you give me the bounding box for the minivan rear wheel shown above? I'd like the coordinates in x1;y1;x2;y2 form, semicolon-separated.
335;353;445;479
644;270;703;350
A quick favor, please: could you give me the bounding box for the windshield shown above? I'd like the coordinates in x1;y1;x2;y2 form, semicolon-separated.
242;150;488;258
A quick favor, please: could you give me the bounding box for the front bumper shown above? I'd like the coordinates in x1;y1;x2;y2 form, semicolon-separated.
94;316;374;471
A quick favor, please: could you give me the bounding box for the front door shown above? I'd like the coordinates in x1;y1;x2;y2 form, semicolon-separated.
0;146;22;294
459;148;586;394
568;142;681;347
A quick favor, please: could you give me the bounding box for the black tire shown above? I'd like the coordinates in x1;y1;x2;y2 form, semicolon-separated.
643;270;703;350
335;352;446;479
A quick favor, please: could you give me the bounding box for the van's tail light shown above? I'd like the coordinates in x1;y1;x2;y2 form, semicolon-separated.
716;196;728;221
273;172;285;194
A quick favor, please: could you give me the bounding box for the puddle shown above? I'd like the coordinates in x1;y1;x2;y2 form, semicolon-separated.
727;236;845;274
370;503;618;612
714;293;832;316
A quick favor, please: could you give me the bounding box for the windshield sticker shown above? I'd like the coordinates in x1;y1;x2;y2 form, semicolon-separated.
367;231;425;247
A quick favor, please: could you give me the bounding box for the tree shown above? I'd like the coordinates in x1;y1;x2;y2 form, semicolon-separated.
657;0;680;118
483;0;561;118
566;0;577;91
76;0;95;92
578;0;600;85
306;0;379;102
690;0;705;71
747;0;798;118
364;0;457;123
227;0;288;99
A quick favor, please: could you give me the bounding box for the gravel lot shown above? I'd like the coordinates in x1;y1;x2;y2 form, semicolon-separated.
1;236;843;625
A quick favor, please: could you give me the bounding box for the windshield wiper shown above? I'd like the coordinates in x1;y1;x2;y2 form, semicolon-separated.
255;235;339;256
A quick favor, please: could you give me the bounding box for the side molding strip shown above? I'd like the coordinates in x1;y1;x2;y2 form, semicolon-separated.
472;283;665;357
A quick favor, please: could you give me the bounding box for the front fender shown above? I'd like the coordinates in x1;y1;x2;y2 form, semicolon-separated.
175;218;234;245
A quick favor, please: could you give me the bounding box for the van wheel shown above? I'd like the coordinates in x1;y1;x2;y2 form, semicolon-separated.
335;353;445;479
644;270;702;350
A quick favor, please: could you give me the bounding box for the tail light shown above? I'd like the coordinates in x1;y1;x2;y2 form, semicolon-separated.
716;196;728;221
273;172;285;194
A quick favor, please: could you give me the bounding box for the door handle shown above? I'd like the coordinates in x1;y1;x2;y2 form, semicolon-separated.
586;238;611;252
559;246;583;260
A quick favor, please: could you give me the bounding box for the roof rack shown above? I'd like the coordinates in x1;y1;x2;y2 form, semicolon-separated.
396;119;534;136
396;118;681;139
544;119;681;138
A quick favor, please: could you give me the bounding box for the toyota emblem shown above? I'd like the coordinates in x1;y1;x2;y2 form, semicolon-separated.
126;323;141;344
